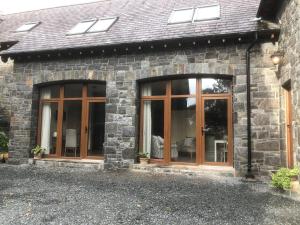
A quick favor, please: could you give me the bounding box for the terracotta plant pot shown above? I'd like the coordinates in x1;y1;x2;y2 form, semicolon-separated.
34;153;42;159
140;157;149;165
291;175;298;182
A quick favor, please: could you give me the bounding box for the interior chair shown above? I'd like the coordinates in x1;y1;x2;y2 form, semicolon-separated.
151;135;178;160
64;129;77;157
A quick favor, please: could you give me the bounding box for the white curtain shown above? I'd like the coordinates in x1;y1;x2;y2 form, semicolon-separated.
40;88;51;154
142;85;152;156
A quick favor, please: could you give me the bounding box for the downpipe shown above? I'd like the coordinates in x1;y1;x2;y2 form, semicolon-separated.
245;32;258;179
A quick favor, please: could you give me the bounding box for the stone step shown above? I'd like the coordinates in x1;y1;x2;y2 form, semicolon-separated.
29;158;104;170
130;164;236;177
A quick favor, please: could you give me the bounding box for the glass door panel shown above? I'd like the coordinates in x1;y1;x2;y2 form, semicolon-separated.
171;98;196;163
141;100;164;160
87;102;105;157
40;102;58;155
203;99;228;163
62;101;82;157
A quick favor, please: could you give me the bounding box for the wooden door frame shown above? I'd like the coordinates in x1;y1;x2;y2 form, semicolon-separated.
139;78;233;166
201;95;233;166
37;83;106;159
285;87;293;168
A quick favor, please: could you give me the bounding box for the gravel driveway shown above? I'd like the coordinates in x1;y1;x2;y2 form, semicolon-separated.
0;164;300;225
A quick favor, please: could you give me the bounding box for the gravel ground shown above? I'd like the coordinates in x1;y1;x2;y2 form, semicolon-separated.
0;164;300;225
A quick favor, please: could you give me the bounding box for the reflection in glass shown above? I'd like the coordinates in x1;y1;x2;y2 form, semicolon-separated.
40;102;58;155
64;84;83;98
204;99;228;162
62;101;82;157
40;86;60;99
202;79;231;94
172;79;196;95
88;84;106;97
141;81;167;96
87;103;105;156
142;101;164;159
171;98;196;162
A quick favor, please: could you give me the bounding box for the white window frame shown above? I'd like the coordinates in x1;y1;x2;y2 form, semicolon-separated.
87;17;118;33
15;22;40;32
67;19;97;35
168;7;195;24
193;5;221;22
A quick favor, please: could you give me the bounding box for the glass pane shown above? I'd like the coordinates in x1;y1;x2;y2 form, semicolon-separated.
202;79;231;94
204;99;228;163
40;102;58;155
87;102;105;156
64;84;83;98
194;5;220;21
40;86;60;99
62;101;82;157
171;98;196;163
172;79;196;95
88;18;117;32
141;81;166;96
68;20;96;34
168;8;194;24
141;101;164;160
88;84;106;97
16;22;38;32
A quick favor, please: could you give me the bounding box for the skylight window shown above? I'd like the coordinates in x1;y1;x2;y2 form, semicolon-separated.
193;5;220;21
15;22;40;32
67;19;96;35
88;17;118;33
168;8;194;24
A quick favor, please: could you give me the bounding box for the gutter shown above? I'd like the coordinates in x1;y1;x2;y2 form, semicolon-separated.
245;32;258;179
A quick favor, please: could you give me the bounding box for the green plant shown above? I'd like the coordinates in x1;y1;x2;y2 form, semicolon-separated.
31;145;45;156
137;152;149;158
0;131;9;151
271;167;300;190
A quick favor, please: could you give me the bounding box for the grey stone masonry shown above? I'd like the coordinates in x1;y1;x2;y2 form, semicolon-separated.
277;0;300;167
0;42;281;174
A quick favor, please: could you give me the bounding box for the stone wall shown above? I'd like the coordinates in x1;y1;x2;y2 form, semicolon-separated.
0;57;13;135
3;42;280;174
277;0;300;166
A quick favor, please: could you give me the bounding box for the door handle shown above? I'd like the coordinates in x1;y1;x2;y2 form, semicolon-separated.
202;127;210;135
85;126;88;133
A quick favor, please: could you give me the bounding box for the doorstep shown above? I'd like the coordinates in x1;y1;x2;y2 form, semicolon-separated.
130;163;236;177
28;158;104;170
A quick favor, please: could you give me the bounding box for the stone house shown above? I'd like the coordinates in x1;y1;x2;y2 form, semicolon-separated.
0;0;297;176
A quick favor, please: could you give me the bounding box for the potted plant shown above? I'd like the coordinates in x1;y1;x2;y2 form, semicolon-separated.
31;145;45;159
138;152;150;165
0;131;8;163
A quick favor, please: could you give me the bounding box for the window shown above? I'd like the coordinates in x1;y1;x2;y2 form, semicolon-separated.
193;5;220;21
168;8;194;24
88;17;117;33
67;19;96;35
15;22;40;32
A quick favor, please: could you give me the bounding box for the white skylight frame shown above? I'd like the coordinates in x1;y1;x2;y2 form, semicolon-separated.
67;19;97;35
87;17;118;33
15;22;40;32
168;8;195;24
193;5;221;22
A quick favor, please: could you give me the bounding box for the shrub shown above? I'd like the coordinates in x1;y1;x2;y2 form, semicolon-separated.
31;145;45;156
0;131;8;151
271;167;300;190
137;152;149;158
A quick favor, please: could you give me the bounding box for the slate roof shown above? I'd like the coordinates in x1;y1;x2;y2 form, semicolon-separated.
0;0;279;55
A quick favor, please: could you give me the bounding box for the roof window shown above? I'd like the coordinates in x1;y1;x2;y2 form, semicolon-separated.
15;22;40;32
168;8;194;24
88;17;118;33
67;19;97;35
193;5;220;21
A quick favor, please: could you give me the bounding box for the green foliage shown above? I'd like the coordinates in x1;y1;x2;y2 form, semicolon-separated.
0;131;9;150
137;152;149;158
31;145;45;156
271;167;300;190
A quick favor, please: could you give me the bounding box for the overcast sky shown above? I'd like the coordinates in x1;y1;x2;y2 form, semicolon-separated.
0;0;99;14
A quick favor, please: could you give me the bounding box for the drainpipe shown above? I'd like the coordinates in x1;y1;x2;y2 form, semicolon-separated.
245;32;258;179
